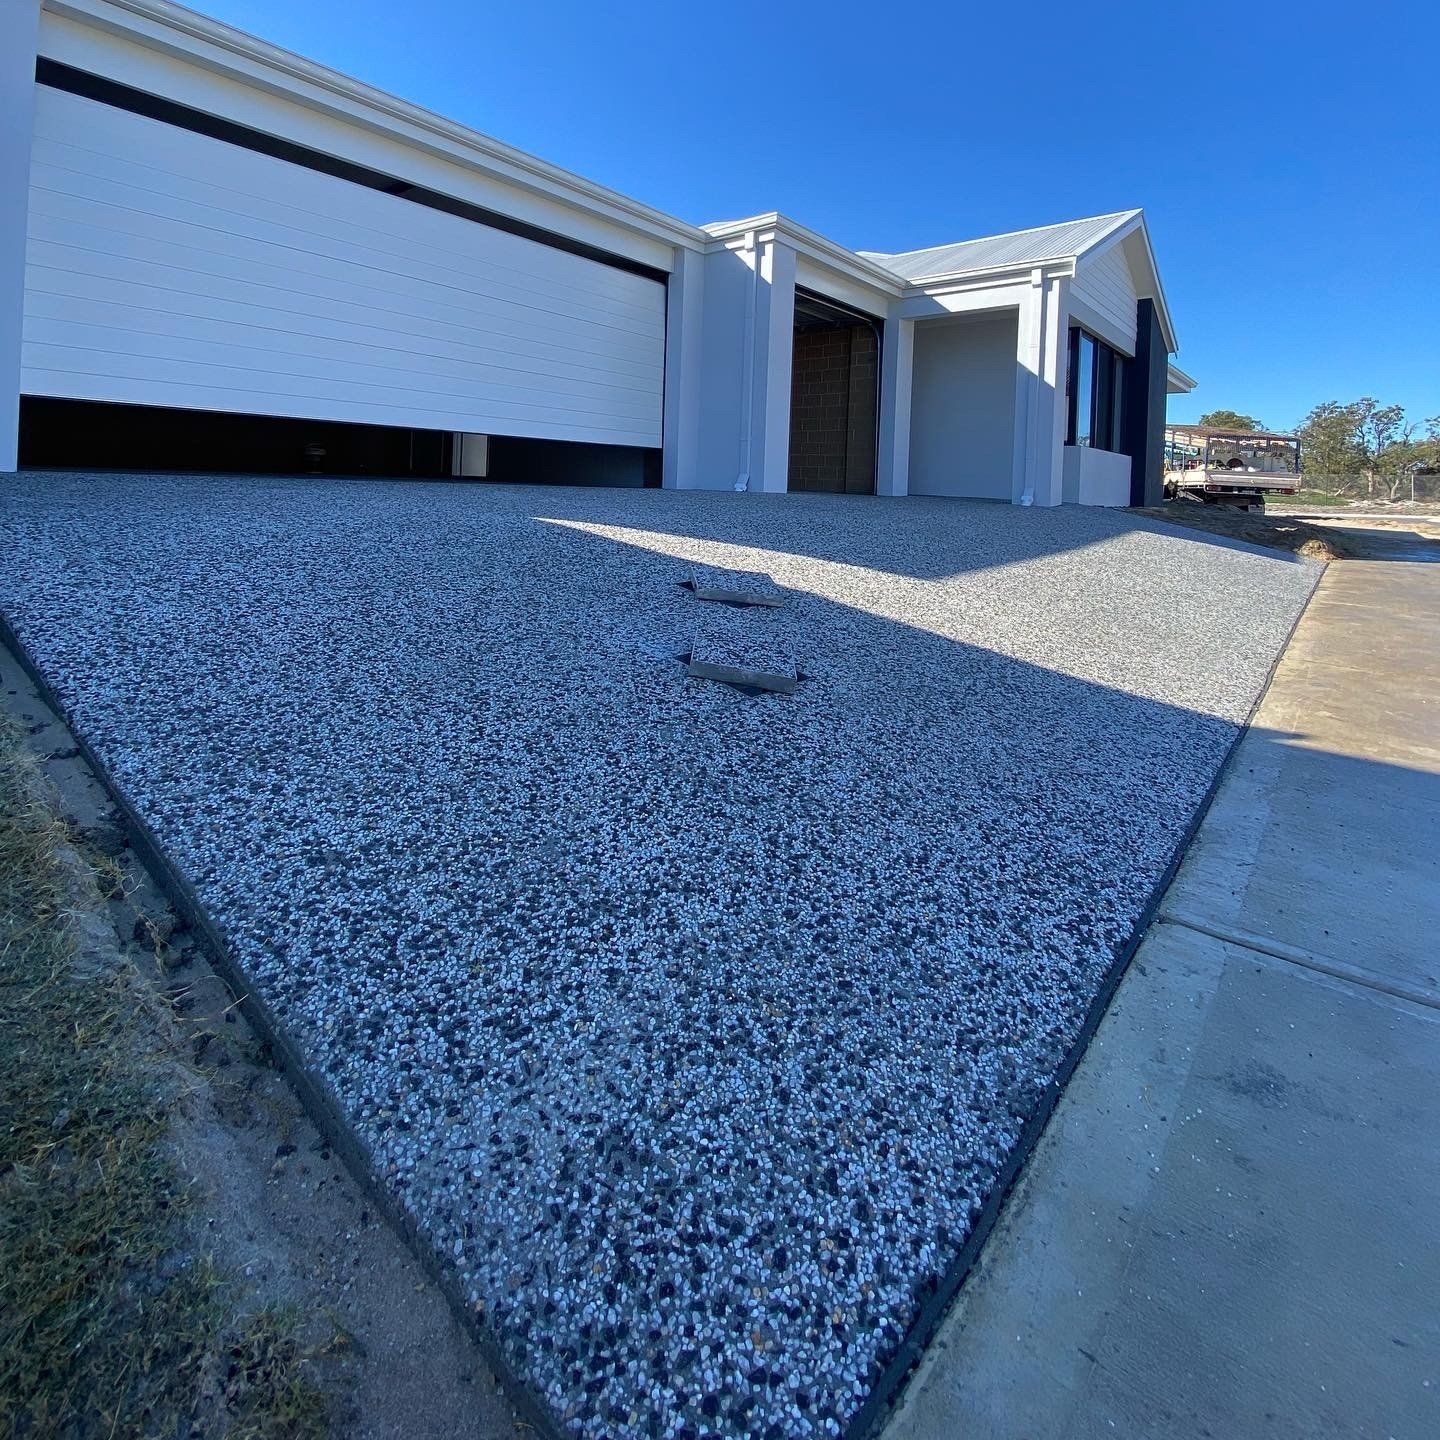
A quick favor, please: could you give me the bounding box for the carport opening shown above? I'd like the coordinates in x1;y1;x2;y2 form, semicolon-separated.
788;290;880;495
18;397;661;487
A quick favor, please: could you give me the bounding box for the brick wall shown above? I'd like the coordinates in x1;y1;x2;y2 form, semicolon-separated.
788;323;878;494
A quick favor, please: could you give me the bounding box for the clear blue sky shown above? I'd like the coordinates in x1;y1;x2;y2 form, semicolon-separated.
196;0;1437;434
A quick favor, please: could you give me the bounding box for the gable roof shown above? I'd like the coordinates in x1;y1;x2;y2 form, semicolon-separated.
858;211;1140;282
861;209;1177;355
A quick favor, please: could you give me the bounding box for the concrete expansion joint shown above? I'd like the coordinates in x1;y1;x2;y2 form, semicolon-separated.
1157;910;1440;1012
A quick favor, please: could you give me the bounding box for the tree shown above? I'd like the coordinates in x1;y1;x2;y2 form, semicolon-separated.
1298;401;1367;486
1297;398;1429;498
1374;416;1440;500
1198;409;1263;431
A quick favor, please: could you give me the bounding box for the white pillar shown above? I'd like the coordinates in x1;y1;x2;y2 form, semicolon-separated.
1012;268;1069;506
876;314;914;496
661;246;705;488
747;235;796;493
0;1;41;473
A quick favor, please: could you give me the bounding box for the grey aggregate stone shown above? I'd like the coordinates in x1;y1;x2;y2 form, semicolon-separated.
0;473;1320;1439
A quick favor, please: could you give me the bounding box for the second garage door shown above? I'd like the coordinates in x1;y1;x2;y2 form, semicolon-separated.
22;83;666;449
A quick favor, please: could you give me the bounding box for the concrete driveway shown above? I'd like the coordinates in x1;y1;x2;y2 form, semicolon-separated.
0;473;1319;1440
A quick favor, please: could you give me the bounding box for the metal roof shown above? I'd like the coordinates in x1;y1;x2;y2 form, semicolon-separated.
858;210;1140;281
1165;425;1298;442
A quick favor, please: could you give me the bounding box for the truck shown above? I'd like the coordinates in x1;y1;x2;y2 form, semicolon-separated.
1163;425;1302;510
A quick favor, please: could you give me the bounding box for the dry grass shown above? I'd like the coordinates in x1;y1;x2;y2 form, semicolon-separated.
0;717;337;1438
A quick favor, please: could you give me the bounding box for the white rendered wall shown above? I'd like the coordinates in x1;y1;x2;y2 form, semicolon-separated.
661;247;704;487
454;433;490;476
1;1;40;471
908;313;1018;501
23;87;667;446
1013;272;1069;506
692;234;796;492
1062;445;1132;506
876;314;914;497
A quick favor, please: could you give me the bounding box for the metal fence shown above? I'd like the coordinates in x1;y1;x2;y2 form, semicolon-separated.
1292;472;1440;506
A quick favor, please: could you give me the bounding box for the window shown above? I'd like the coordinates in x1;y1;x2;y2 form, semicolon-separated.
1110;352;1126;448
1066;326;1129;453
1071;331;1095;446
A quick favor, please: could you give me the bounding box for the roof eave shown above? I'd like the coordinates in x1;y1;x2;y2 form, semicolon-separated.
703;213;906;296
897;255;1078;289
1166;363;1198;395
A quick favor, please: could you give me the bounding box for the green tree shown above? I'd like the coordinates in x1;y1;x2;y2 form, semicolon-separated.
1197;409;1263;431
1375;416;1440;500
1298;401;1367;485
1298;398;1427;497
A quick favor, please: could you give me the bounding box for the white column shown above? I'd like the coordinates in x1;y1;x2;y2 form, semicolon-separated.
0;1;41;473
748;235;796;493
876;313;914;496
1012;268;1069;506
661;246;705;488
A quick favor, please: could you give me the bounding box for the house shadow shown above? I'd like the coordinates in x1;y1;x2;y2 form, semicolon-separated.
514;480;1337;581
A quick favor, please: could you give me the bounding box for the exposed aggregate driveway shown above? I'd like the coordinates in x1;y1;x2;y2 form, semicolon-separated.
0;473;1320;1440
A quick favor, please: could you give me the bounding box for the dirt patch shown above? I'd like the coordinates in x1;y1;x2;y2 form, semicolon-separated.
0;643;524;1440
1134;502;1359;560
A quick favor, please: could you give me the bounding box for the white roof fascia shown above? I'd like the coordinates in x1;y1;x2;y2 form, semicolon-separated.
44;0;711;254
903;258;1076;295
1167;364;1198;394
703;213;905;298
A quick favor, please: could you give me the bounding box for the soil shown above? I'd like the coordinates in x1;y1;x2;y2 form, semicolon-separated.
0;639;526;1440
1137;502;1366;560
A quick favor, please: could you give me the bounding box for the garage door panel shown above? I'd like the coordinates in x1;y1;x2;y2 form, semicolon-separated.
24;259;664;395
25;316;664;423
25;224;666;379
27;170;664;345
26;190;665;359
23;87;667;445
29;125;663;317
23;277;664;395
24;350;660;443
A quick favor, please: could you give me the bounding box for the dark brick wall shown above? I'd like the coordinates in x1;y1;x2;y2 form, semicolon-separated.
788;323;878;494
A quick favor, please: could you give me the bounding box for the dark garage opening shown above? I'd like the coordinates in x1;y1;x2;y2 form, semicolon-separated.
19;398;661;488
788;290;880;495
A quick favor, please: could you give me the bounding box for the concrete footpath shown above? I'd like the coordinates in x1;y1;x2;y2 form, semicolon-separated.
886;551;1440;1440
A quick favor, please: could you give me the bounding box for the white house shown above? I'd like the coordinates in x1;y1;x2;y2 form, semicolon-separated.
0;0;1197;505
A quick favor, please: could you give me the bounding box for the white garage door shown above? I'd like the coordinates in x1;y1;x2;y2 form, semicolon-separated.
22;87;666;448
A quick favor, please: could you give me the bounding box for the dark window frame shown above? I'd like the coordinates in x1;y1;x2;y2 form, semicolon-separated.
1066;325;1131;453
